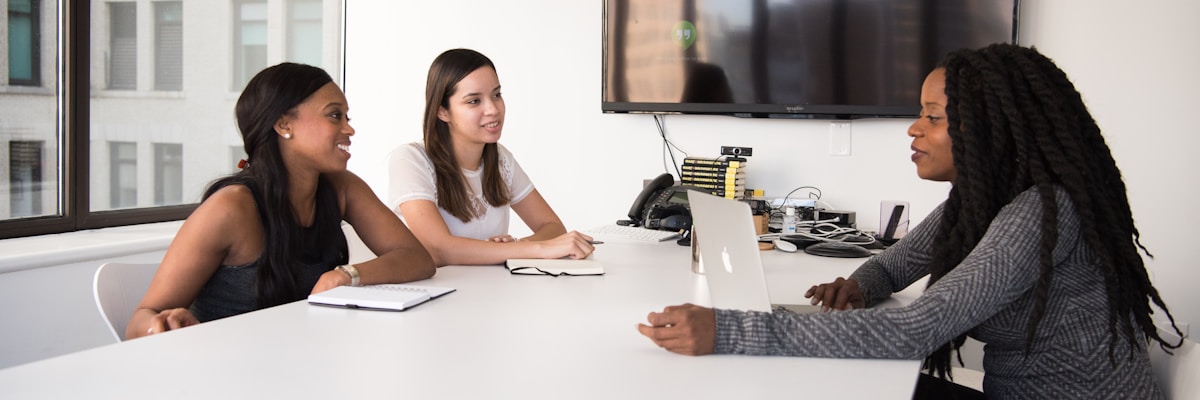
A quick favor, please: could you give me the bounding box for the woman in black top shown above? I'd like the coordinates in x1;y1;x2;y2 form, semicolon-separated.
128;63;435;338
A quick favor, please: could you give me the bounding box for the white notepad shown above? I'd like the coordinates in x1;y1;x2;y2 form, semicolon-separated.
504;258;605;276
307;284;455;311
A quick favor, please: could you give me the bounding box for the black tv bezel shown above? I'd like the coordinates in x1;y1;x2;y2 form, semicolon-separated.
600;1;1021;120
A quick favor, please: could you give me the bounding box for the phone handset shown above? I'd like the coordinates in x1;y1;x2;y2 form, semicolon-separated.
624;173;675;226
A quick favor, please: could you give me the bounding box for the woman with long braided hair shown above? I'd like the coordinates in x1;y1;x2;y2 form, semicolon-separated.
637;44;1181;399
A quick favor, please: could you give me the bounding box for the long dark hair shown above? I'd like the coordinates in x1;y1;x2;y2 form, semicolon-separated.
923;44;1181;379
422;48;510;223
203;62;338;308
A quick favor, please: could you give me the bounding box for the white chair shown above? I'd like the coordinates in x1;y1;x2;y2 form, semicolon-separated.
1151;330;1199;399
92;262;159;342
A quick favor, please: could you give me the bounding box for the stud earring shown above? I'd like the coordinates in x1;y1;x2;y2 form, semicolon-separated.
283;132;292;139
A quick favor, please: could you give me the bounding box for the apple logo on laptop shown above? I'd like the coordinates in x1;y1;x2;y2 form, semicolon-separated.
721;246;734;273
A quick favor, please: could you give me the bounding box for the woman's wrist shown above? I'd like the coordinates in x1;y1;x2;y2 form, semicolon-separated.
336;264;360;286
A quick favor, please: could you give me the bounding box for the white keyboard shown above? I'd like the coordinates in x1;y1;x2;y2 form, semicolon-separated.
587;224;682;243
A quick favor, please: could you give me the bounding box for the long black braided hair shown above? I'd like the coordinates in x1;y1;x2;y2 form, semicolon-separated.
922;43;1182;380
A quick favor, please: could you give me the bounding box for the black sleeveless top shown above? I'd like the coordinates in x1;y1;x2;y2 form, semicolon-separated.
189;178;348;322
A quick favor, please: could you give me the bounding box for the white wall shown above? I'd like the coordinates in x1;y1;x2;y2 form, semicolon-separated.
345;0;1200;333
0;250;166;369
1018;0;1200;335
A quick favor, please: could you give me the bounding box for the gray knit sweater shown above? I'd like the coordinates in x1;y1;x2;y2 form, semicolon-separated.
713;187;1162;399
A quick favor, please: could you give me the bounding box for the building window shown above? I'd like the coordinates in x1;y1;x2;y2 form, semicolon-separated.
7;0;41;86
153;143;183;205
288;0;322;66
234;0;267;91
109;141;137;209
108;2;137;90
8;141;44;217
154;1;183;91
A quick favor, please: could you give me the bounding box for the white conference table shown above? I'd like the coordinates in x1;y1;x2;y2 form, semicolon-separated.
0;240;923;399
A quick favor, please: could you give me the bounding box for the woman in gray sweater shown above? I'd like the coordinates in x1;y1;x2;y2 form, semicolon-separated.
637;44;1183;399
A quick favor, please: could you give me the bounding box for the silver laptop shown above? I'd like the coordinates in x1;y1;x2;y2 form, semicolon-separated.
688;190;819;314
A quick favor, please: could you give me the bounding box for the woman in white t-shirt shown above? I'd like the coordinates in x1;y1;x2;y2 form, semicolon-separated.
387;48;594;266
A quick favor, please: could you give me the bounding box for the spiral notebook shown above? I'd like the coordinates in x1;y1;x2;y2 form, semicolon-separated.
307;284;455;311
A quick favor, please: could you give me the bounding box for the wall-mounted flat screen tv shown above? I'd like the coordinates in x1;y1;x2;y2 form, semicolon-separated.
602;0;1019;119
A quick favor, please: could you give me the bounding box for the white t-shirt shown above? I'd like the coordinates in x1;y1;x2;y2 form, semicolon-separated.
387;142;535;240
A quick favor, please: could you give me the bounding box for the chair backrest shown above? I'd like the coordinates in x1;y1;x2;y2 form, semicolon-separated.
92;262;159;342
1150;330;1199;399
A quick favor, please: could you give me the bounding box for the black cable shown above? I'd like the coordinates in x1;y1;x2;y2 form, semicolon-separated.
654;114;685;180
778;186;822;215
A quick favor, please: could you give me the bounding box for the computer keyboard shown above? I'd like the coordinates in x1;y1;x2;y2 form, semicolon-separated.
587;224;682;243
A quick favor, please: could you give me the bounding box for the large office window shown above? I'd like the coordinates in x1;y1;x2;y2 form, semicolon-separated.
108;2;137;90
234;0;268;91
153;143;182;205
1;0;344;239
7;0;41;86
8;141;44;217
154;1;183;91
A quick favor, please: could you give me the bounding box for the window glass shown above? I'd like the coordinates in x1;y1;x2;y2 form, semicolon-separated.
89;0;344;213
0;0;344;235
1;0;58;223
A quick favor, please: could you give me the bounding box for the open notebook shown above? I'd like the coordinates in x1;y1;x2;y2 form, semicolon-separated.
307;284;455;311
688;190;819;314
505;258;605;276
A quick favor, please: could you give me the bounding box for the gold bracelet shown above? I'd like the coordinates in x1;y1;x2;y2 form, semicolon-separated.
336;264;360;286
